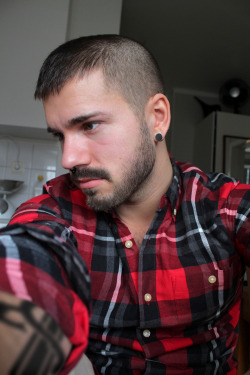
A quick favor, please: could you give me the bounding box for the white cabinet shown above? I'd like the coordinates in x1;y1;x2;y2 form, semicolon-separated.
0;1;70;131
193;112;250;182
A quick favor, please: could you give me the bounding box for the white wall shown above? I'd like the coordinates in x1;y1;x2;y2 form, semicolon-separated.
67;0;122;40
0;0;70;129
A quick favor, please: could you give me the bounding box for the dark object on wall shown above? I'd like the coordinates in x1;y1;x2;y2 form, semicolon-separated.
194;96;221;118
219;78;250;114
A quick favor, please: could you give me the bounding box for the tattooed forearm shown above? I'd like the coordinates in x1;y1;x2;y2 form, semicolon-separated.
0;291;72;375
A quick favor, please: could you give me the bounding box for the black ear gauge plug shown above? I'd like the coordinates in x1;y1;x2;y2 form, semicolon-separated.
155;133;164;142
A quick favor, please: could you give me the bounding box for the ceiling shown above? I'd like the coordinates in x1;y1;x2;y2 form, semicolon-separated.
120;0;250;96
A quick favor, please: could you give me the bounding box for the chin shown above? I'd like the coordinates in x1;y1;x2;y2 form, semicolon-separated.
85;192;121;212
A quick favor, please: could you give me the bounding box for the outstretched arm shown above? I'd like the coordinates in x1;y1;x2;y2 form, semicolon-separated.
0;190;91;373
0;290;72;375
0;221;91;374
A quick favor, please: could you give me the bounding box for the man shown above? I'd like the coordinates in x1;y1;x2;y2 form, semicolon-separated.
0;35;249;374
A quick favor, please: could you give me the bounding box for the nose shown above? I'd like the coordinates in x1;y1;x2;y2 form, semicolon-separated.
61;134;91;170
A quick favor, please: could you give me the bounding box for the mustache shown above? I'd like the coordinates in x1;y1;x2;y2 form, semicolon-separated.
70;167;111;182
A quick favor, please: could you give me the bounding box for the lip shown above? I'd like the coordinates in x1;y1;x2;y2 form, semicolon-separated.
75;178;104;190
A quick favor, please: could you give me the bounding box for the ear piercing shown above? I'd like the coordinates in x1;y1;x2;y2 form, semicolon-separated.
155;133;164;142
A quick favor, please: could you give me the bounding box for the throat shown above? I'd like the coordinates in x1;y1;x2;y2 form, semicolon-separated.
122;219;153;249
131;230;147;249
115;203;158;249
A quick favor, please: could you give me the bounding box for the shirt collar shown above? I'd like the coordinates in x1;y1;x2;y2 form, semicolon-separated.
159;155;182;220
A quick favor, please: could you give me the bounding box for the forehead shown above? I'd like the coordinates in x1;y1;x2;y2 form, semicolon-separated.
43;70;131;126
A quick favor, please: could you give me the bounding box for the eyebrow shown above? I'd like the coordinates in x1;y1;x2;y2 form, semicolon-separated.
47;111;105;134
68;112;103;126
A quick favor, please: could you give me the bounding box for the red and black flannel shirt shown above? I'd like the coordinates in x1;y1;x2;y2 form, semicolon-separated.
1;157;250;374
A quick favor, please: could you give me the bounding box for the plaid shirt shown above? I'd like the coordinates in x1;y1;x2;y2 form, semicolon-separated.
1;157;250;374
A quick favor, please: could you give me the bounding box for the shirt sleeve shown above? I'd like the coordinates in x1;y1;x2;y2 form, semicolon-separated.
0;194;91;374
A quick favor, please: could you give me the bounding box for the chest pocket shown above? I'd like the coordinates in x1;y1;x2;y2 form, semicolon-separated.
172;264;240;326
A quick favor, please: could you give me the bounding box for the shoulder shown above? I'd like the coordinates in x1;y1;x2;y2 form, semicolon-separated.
44;173;74;196
174;160;248;211
10;174;92;225
176;159;239;192
44;173;90;210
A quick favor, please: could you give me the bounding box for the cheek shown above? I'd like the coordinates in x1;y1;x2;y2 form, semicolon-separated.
92;124;140;166
95;139;128;159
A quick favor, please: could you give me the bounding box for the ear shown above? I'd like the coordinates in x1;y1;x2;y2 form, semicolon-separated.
145;93;171;138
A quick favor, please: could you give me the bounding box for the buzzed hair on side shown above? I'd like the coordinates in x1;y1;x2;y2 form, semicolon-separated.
34;34;165;118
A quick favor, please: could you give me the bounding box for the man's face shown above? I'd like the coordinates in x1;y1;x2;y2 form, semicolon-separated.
43;70;156;211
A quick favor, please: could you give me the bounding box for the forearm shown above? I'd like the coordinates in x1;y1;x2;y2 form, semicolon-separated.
0;222;91;372
0;291;72;375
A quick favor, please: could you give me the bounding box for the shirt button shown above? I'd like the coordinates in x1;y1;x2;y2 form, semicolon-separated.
125;240;133;248
143;329;151;338
144;293;152;302
208;275;217;284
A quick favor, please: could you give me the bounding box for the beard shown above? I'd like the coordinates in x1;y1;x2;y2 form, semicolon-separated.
71;123;156;211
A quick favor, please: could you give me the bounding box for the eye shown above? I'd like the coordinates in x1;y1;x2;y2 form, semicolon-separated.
83;122;99;132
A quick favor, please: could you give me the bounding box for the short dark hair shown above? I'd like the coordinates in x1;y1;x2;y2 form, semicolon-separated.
34;34;164;117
